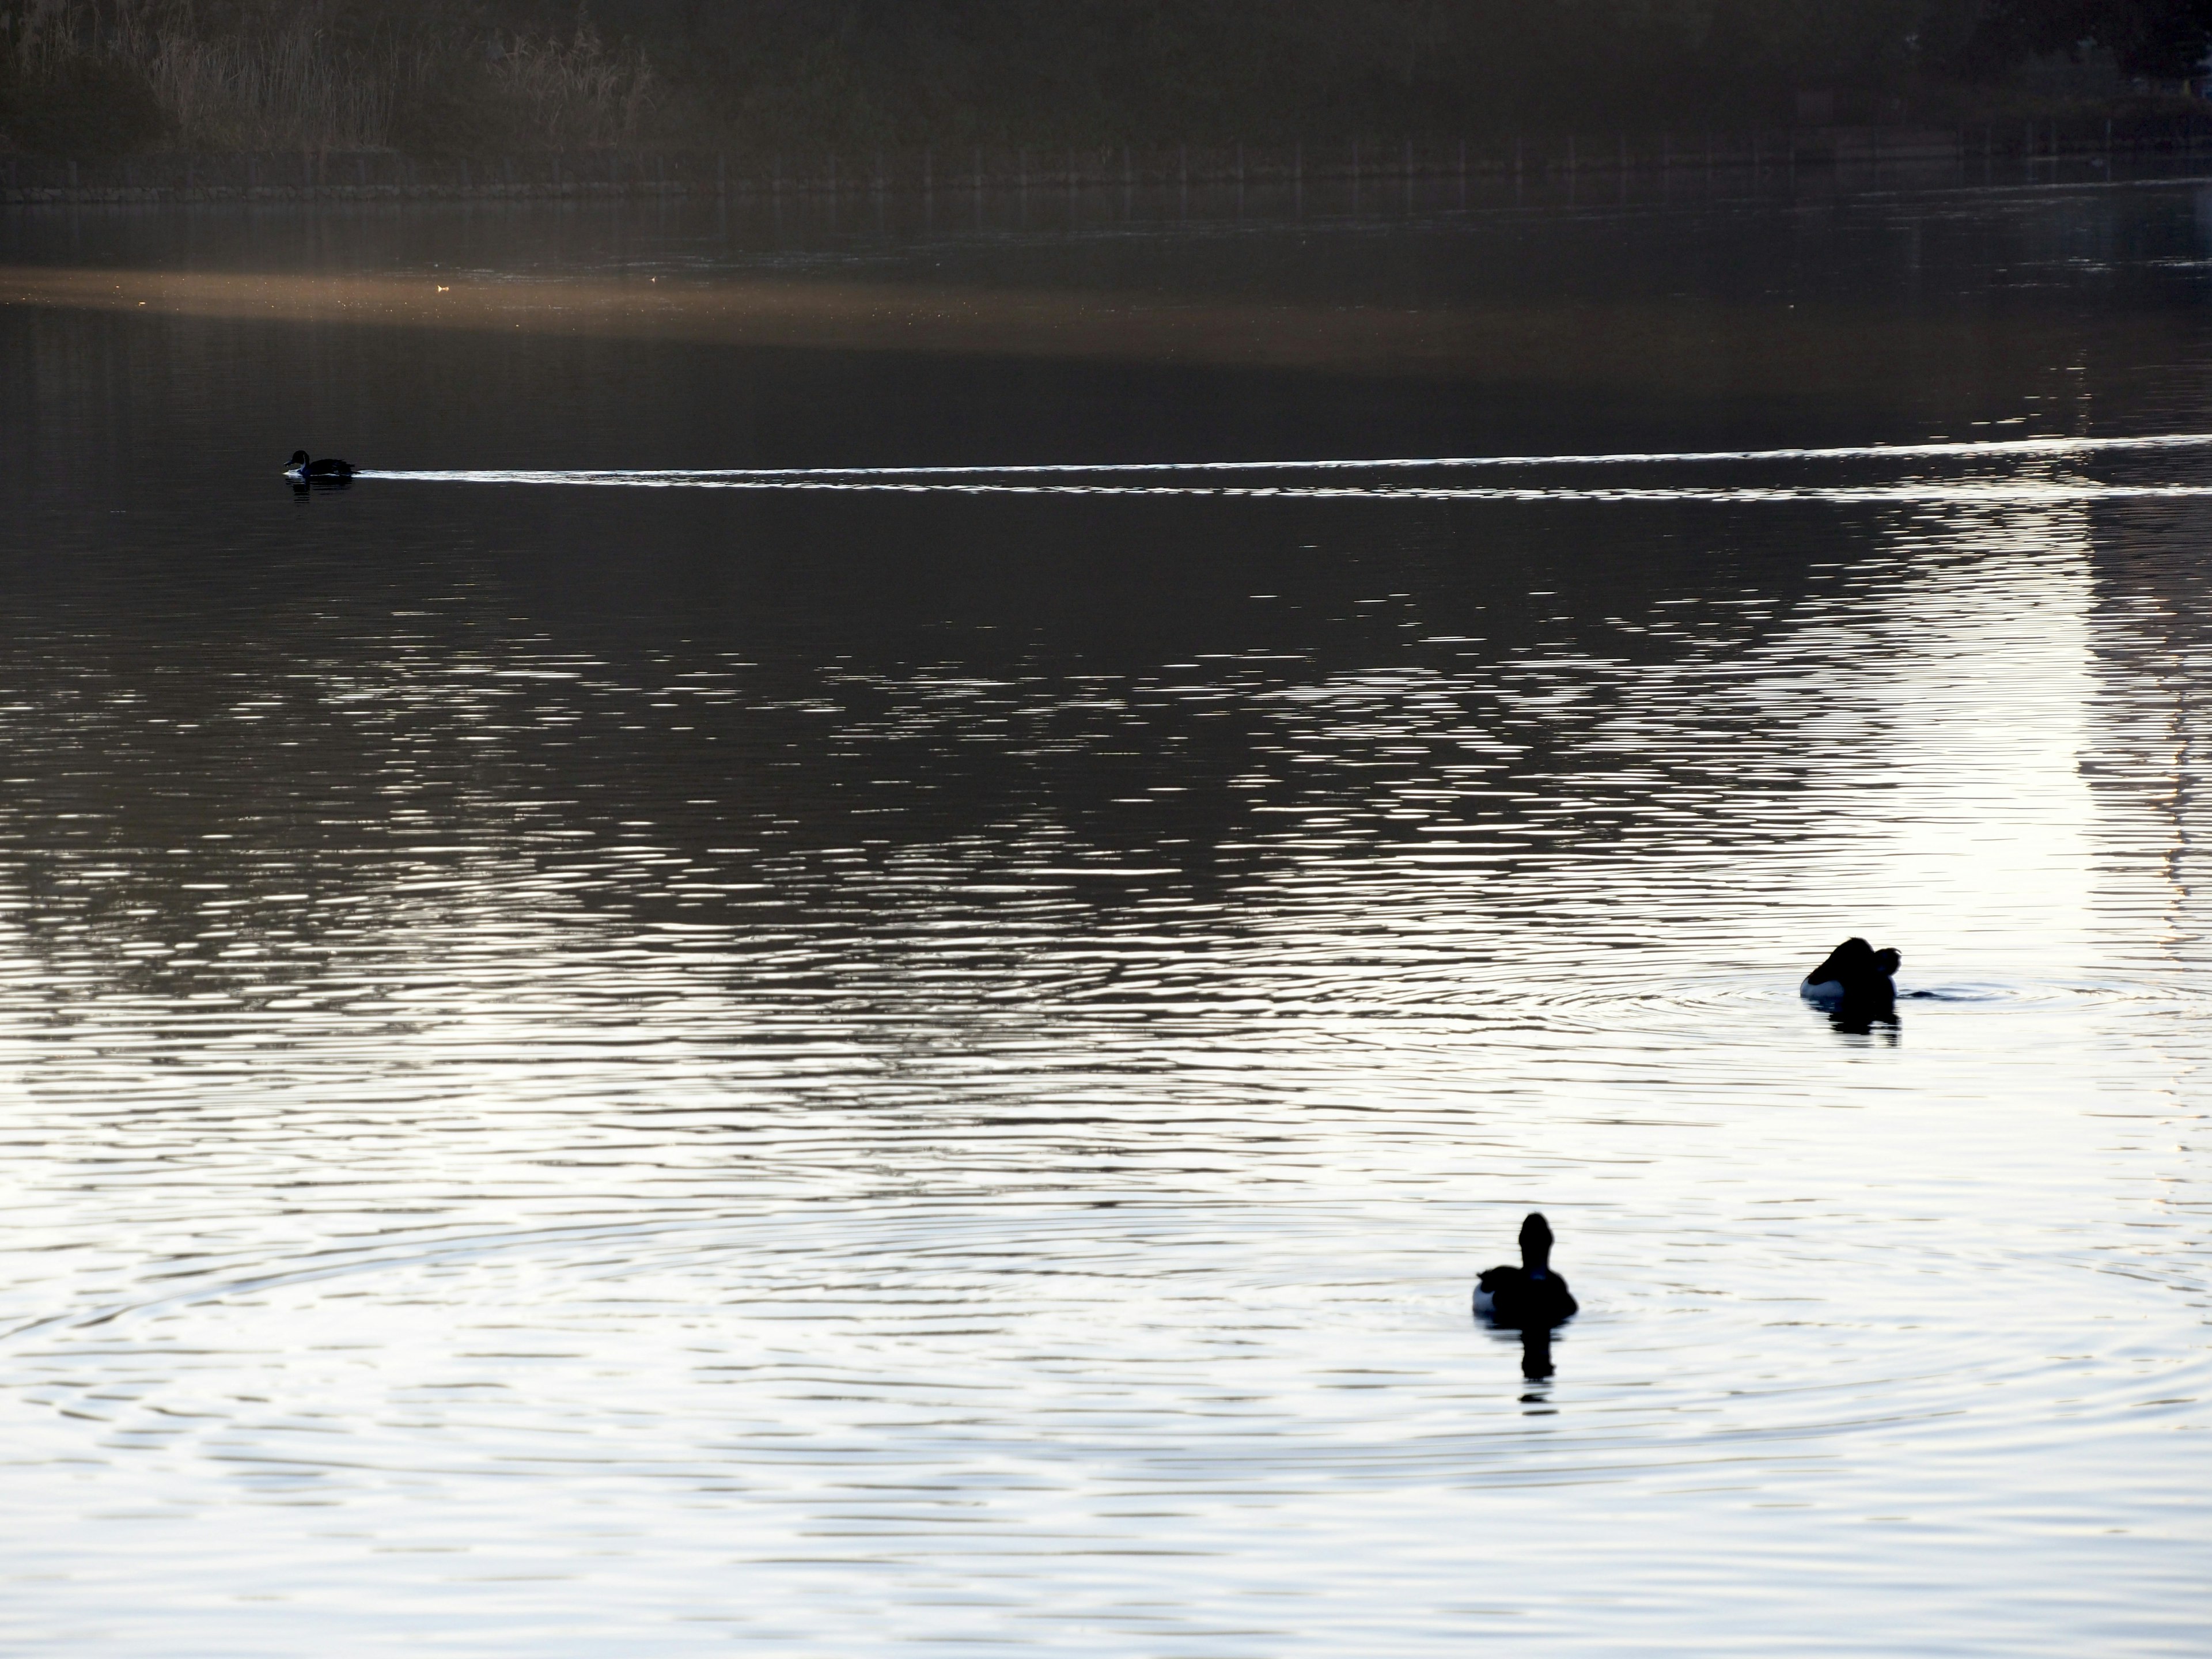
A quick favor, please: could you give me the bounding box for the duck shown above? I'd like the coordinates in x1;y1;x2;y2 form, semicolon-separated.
1800;937;1900;1004
284;450;355;480
1474;1211;1578;1329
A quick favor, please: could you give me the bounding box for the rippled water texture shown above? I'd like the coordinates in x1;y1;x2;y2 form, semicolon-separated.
1;175;2209;1654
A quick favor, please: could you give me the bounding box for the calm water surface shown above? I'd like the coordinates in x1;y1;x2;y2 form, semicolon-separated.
0;173;2208;1654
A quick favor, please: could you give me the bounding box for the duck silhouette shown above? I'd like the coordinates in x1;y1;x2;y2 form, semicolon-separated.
283;449;355;480
1800;937;1899;1005
1474;1212;1578;1330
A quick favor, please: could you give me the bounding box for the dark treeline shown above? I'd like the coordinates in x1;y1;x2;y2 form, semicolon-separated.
5;0;2212;157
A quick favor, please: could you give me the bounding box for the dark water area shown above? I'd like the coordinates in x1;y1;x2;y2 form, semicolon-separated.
0;174;2208;1654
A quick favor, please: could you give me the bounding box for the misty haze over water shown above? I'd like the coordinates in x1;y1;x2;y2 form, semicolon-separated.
0;163;2208;1653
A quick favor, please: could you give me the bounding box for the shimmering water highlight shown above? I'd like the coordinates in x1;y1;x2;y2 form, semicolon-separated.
3;182;2210;1656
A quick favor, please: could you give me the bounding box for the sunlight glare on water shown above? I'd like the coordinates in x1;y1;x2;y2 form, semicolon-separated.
0;177;2207;1654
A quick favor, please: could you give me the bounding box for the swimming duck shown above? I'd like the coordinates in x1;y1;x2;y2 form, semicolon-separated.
1474;1212;1578;1329
1800;937;1899;1004
284;450;355;480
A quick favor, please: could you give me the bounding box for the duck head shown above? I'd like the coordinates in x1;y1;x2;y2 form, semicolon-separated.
1519;1211;1555;1276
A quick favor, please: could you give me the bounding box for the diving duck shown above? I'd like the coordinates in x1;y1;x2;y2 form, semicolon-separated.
283;450;355;480
1800;937;1900;1003
1474;1211;1579;1328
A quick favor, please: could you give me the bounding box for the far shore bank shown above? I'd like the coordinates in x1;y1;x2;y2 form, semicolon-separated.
9;122;2212;207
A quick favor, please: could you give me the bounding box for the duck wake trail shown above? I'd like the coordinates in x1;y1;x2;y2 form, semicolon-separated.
356;431;2212;502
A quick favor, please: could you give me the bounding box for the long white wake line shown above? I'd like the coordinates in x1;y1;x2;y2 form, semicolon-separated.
357;474;2212;503
356;430;2212;484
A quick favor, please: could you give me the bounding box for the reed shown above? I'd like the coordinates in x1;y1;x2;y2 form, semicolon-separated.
482;22;654;149
0;2;2196;162
145;9;389;151
0;0;656;154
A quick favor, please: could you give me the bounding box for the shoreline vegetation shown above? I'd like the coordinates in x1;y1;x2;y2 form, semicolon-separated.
10;124;2212;207
4;1;2212;185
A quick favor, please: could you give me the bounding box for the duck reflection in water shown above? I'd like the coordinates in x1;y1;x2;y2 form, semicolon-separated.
1822;998;1901;1040
1474;1213;1578;1385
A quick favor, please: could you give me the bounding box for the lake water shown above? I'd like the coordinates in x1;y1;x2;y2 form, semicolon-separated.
1;169;2208;1655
